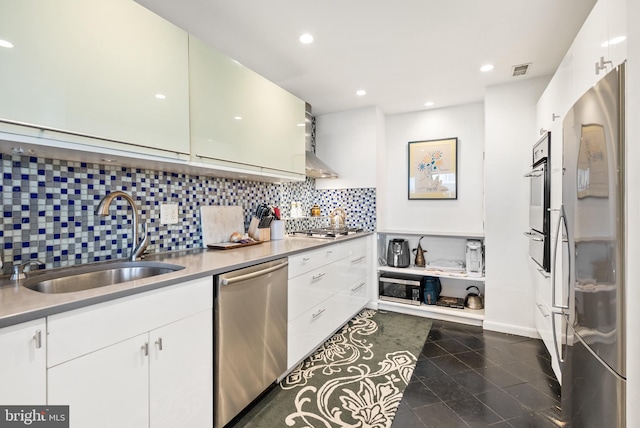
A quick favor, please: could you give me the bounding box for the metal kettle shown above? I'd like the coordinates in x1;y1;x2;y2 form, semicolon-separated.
386;239;410;268
412;236;427;267
329;207;346;228
464;285;484;310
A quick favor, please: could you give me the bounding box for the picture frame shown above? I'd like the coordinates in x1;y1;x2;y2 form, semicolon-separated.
408;137;458;200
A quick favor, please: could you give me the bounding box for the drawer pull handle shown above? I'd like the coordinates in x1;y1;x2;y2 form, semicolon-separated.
141;342;149;357
351;256;365;263
351;283;366;292
155;337;163;351
326;250;333;254
33;330;42;349
312;272;326;281
312;308;326;319
303;257;311;261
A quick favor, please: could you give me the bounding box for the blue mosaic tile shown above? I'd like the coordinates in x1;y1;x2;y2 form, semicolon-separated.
1;152;377;271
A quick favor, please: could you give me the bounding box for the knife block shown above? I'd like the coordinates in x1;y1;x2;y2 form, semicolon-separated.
257;227;271;242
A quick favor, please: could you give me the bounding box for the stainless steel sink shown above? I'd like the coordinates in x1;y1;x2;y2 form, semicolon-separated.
23;261;185;294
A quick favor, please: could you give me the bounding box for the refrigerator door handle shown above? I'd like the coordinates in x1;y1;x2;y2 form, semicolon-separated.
551;205;570;310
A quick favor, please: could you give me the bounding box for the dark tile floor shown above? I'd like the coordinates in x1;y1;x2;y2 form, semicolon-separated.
393;319;563;428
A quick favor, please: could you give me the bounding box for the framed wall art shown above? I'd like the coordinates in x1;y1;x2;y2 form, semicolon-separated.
408;137;458;200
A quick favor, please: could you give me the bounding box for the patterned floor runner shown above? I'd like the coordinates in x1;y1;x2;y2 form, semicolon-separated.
234;309;433;428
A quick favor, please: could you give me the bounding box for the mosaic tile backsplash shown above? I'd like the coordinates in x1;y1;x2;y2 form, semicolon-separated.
1;153;376;271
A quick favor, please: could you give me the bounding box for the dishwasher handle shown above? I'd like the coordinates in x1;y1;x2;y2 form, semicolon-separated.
220;260;289;286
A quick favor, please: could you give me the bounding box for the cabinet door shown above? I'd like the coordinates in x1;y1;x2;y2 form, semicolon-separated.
48;334;149;428
606;0;627;68
149;310;213;428
572;0;609;98
0;319;46;404
0;0;190;154
189;35;305;176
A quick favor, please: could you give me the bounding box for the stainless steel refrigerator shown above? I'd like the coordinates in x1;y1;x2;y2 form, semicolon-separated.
553;63;626;427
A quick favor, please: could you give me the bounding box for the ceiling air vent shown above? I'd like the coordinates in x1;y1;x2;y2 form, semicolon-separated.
511;63;531;77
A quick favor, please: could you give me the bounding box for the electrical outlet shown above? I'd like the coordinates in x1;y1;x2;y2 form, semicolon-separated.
160;204;179;225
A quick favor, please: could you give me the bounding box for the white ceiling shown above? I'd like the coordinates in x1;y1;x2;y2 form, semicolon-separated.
135;0;596;116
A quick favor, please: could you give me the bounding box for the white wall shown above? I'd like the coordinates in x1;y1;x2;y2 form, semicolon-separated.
483;76;550;337
381;103;485;233
625;0;639;425
315;106;382;190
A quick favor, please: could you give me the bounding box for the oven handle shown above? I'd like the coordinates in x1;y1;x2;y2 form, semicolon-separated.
523;231;544;242
523;167;545;178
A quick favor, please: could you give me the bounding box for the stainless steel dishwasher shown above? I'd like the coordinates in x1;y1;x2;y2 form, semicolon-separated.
214;258;288;428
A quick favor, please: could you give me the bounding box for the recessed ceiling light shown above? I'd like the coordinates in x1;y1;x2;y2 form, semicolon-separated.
0;39;13;48
297;123;305;127
424;101;435;107
356;89;367;96
299;33;314;44
155;94;166;100
602;36;626;47
480;64;494;72
234;116;242;120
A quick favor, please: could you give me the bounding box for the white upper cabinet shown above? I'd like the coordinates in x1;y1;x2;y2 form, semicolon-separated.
572;0;609;99
605;0;627;68
0;0;190;155
189;35;306;179
571;0;626;100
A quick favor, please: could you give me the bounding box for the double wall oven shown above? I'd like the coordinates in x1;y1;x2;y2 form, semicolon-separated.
524;131;551;272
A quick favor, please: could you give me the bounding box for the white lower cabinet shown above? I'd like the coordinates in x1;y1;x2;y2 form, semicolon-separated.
0;318;47;404
48;333;150;427
149;310;213;428
287;236;372;370
47;278;213;428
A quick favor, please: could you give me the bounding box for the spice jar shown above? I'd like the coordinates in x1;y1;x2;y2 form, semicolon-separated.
310;204;321;217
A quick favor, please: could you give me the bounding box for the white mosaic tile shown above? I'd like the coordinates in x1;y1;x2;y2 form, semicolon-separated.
1;153;376;270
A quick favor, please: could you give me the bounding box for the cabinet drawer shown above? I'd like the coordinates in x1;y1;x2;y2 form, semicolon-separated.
336;248;370;288
47;277;213;367
287;300;342;370
339;237;370;261
335;276;369;323
288;267;338;321
288;245;340;279
535;300;555;364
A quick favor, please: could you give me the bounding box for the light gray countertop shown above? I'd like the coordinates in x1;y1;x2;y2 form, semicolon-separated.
0;233;373;328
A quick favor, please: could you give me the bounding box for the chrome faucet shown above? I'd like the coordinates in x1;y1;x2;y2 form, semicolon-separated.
96;191;149;261
11;260;45;280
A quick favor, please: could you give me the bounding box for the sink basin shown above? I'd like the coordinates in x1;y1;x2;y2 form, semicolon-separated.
23;261;185;294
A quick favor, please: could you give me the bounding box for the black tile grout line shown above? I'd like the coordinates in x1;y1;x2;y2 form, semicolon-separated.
393;320;563;428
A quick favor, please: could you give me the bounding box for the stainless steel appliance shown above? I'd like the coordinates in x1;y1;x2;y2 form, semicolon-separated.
378;273;422;306
465;240;484;278
214;258;288;428
386;239;410;268
524;131;551;272
553;63;625;427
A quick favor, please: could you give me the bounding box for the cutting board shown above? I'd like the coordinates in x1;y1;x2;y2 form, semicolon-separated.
207;241;262;250
200;206;245;247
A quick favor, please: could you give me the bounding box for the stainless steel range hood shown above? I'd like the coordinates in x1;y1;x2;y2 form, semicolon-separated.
305;104;338;179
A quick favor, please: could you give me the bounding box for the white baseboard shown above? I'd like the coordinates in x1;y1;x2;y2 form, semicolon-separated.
483;320;539;339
